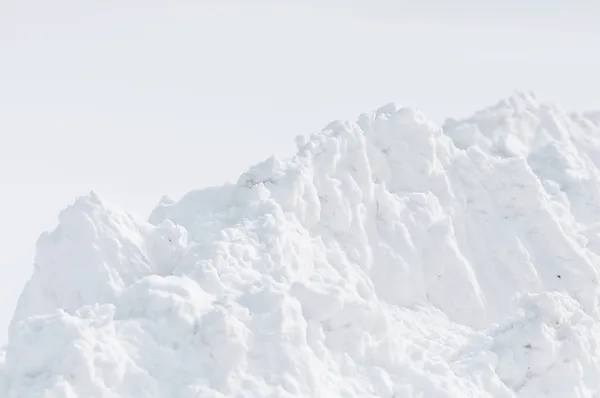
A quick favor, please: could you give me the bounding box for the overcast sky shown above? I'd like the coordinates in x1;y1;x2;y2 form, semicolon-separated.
1;0;599;344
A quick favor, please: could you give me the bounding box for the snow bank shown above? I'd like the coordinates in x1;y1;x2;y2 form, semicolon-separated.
4;93;600;397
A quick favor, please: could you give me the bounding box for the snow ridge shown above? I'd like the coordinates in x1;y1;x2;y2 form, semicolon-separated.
4;93;600;397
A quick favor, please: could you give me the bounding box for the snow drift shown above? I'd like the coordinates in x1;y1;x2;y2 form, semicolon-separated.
4;92;600;397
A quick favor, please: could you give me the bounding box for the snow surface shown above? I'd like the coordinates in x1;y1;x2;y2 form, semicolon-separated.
5;92;600;397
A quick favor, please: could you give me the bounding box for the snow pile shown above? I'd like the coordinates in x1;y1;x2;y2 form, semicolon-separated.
4;93;600;397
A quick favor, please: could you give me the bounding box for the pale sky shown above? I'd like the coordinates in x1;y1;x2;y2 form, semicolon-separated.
1;0;599;344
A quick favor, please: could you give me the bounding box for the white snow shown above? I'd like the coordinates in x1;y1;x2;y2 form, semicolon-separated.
4;92;600;397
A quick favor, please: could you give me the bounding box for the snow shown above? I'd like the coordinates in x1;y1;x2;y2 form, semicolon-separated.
4;92;600;397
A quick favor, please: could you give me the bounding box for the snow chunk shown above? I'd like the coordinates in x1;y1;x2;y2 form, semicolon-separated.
5;94;600;397
10;192;188;326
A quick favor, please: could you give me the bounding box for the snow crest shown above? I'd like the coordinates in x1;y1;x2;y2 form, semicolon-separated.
4;93;600;397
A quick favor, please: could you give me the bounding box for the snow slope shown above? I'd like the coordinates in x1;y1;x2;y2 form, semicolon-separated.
4;92;600;397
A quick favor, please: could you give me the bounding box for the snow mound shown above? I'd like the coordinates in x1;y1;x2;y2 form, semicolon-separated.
4;93;600;397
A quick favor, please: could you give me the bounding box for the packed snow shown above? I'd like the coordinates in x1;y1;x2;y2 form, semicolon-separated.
4;92;600;397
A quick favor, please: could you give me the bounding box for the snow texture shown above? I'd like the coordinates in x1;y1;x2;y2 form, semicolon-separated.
4;92;600;397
